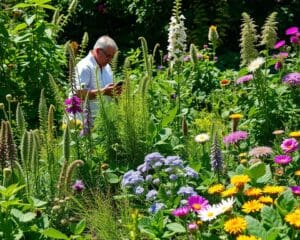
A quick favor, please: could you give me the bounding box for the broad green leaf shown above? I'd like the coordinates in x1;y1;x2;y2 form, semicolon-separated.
14;3;34;8
275;190;296;215
245;216;267;239
13;23;27;32
257;164;272;184
245;162;266;181
33;0;52;4
42;228;68;239
166;223;186;233
161;107;177;127
106;173;120;184
261;206;282;228
266;228;281;240
0;184;25;197
11;209;36;222
74;219;86;235
25;15;36;26
30;197;47;207
39;4;57;10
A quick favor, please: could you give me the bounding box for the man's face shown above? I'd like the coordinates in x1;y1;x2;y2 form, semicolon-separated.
96;46;116;67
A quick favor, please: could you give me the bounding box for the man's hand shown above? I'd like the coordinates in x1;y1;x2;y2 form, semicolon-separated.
102;83;123;97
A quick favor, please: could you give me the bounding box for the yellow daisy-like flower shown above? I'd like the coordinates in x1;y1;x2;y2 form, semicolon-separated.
263;186;285;195
230;175;251;188
295;170;300;176
230;113;243;119
258;196;273;204
224;216;247;235
244;187;263;197
221;186;238;197
240;159;248;164
285;210;300;228
242;200;264;214
239;152;247;158
289;131;300;138
236;235;261;240
208;184;225;194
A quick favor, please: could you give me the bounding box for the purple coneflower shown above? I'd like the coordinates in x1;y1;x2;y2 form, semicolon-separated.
223;131;248;145
249;146;273;158
285;26;299;35
274;40;286;49
290;186;300;195
235;74;253;84
290;35;300;45
64;96;82;114
274;155;292;165
282;72;300;86
72;180;85;192
280;138;299;153
172;206;190;217
188;195;209;211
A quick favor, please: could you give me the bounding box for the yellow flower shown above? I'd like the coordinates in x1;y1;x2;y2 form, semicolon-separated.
263;186;285;195
242;200;264;213
295;170;300;176
285;211;300;228
244;187;262;197
240;159;248;165
289;131;300;138
230;175;251;188
221;186;238;197
208;184;225;194
258;196;273;204
230;113;243;120
239;152;247;158
224;217;247;235
236;235;261;240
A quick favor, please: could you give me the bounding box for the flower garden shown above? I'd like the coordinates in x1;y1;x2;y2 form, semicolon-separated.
0;0;299;239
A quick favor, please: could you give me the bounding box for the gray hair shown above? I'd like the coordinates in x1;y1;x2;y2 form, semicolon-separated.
93;35;118;51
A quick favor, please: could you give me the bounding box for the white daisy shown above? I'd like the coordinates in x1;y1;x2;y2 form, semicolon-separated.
216;197;235;214
198;205;221;222
247;57;265;72
195;133;210;143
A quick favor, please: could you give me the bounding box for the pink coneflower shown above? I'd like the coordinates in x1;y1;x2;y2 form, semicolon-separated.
290;35;300;45
290;186;300;195
282;72;300;86
285;26;299;35
187;195;209;212
236;74;253;84
274;61;282;70
280;138;299;153
72;180;85;192
274;40;286;49
249;146;273;158
274;155;292;164
172;206;190;217
223;131;248;145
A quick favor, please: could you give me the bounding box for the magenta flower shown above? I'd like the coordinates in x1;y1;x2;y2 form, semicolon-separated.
236;74;253;84
290;35;300;45
172;206;190;217
64;96;82;114
280;138;299;153
285;26;299;35
188;195;209;212
274;40;286;49
290;186;300;195
223;131;248;145
274;61;282;70
72;180;85;192
282;72;300;86
274;155;292;164
188;222;198;233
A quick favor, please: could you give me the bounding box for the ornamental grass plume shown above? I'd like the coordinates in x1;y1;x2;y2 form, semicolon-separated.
260;12;278;49
240;12;258;67
208;25;219;52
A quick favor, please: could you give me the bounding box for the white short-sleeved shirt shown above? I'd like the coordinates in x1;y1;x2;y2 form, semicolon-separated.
74;51;113;117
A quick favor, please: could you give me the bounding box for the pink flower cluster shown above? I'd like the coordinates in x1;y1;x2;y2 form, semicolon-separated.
223;131;248;145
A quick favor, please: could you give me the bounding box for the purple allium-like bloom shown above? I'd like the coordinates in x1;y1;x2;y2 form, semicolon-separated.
185;167;198;179
165;156;184;167
144;152;165;167
169;174;178;181
274;61;282;70
64;96;82;114
285;26;299;35
282;72;300;86
148;202;165;214
188;222;198;233
146;189;158;200
72;180;85;192
290;35;300;44
137;163;151;173
122;170;144;187
274;155;292;164
223;131;248;145
187;195;209;211
249;146;273;158
290;186;300;195
236;74;253;84
274;40;286;49
172;206;190;217
177;186;197;196
280;138;299;153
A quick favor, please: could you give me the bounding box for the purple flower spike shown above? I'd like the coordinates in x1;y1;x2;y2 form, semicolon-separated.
290;186;300;195
72;180;85;192
274;155;292;165
64;96;82;114
172;206;190;217
285;26;299;35
280;138;299;153
274;40;286;49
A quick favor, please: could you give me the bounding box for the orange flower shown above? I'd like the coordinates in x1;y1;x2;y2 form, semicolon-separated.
221;186;238;197
244;187;262;197
220;79;231;87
